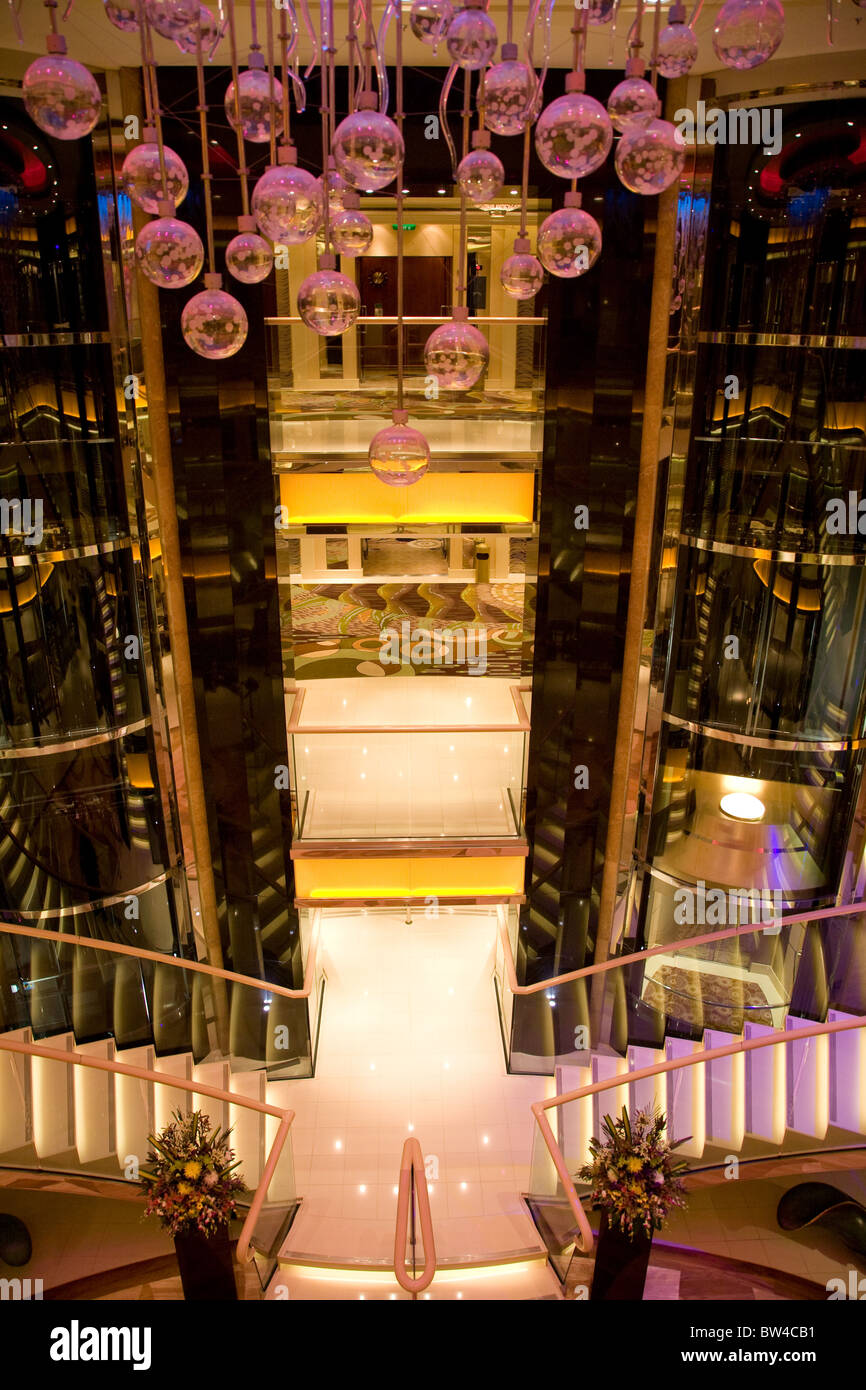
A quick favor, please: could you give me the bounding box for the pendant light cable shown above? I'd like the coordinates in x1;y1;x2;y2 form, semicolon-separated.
136;0;169;204
456;67;471;307
194;22;217;275
266;0;279;167
227;0;251;216
518;123;530;239
395;0;405;411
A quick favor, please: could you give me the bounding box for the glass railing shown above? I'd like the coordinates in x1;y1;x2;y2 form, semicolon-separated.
290;728;525;839
0;1030;298;1299
0;910;324;1081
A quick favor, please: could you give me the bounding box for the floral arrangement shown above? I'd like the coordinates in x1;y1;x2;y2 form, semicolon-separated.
141;1109;246;1239
576;1105;688;1241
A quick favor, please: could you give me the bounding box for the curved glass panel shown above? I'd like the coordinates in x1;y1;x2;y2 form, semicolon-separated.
0;550;149;748
665;546;866;742
0;732;169;907
649;722;862;901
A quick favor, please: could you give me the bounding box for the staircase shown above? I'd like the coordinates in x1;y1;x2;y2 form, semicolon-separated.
544;1010;866;1179
0;1025;296;1204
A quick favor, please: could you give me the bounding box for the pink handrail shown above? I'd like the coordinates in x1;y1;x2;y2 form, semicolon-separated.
394;1136;436;1294
0;911;323;1001
497;898;866;996
531;1013;866;1255
0;1036;293;1267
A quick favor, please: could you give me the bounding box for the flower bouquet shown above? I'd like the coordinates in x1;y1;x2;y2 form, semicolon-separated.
576;1105;689;1300
141;1110;246;1300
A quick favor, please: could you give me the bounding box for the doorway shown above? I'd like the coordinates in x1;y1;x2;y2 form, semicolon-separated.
357;255;452;373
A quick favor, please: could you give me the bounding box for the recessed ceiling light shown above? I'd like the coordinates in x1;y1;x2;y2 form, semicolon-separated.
510;188;519;195
720;791;765;822
437;187;447;194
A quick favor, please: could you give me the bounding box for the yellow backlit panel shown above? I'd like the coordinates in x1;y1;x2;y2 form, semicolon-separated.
279;473;534;525
294;856;525;899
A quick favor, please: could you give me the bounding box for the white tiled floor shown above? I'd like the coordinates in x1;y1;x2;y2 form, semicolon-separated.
281;910;551;1269
294;677;526;838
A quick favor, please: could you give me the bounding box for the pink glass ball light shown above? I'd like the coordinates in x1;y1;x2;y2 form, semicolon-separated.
330;208;373;257
482;51;537;137
534;87;613;181
145;0;198;40
712;0;785;69
225;66;283;144
297;263;361;336
424;310;489;391
445;5;498;70
319;163;350;213
135;213;204;289
182;275;248;359
657;5;699;78
332;103;404;193
251;160;322;243
409;0;455;51
175;4;222;55
457;146;504;203
104;2;139;31
537;197;602;278
226;217;273;283
587;0;615;21
122;137;189;214
607;75;660;131
23;43;102;142
369;412;431;487
614;117;685;194
500;238;544;300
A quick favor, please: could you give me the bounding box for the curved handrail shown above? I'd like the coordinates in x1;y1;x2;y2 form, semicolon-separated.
394;1137;436;1294
531;1013;866;1256
0;1036;294;1267
0;909;322;1002
497;898;866;996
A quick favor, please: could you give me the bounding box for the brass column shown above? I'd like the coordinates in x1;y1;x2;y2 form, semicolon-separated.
590;179;680;1031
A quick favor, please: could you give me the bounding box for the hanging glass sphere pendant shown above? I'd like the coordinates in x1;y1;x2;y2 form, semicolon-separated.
122;130;189;213
424;308;489;391
457;132;504;203
500;237;544;300
175;4;223;56
332;94;404;193
251;149;323;243
182;272;248;359
614;117;685;194
409;0;455;51
445;1;498;70
225;55;283;144
712;0;785;69
297;256;361;335
145;0;199;40
607;62;660;131
226;215;274;284
103;2;139;31
537;193;601;278
534;76;613;181
369;410;431;487
657;4;699;77
23;35;102;142
135;203;204;288
482;46;537;136
331;207;374;257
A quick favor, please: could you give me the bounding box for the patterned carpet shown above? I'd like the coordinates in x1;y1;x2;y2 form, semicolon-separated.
283;579;535;678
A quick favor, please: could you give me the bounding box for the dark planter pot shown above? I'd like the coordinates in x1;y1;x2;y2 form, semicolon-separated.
174;1225;238;1301
590;1210;653;1301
